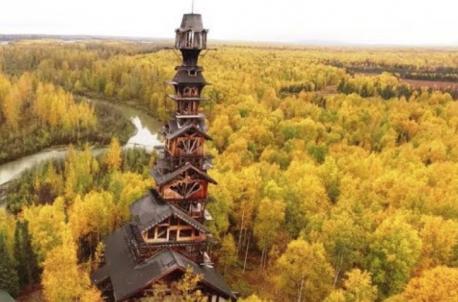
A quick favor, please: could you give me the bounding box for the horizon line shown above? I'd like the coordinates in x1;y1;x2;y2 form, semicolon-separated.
1;33;458;49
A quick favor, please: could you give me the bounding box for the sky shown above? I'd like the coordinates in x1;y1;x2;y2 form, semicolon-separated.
1;0;458;46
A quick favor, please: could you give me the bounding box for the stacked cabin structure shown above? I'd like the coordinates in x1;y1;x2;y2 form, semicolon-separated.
92;13;234;302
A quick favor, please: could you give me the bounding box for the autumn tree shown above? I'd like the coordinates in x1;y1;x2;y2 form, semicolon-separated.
23;199;66;264
253;197;285;269
64;145;98;200
104;137;122;171
68;191;116;254
325;270;377;302
218;233;237;275
274;239;334;302
42;226;101;302
141;266;205;302
400;266;458;302
239;295;270;302
341;269;377;302
416;215;458;271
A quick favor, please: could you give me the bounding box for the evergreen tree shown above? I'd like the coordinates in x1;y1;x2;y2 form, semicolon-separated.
14;221;40;288
0;231;19;297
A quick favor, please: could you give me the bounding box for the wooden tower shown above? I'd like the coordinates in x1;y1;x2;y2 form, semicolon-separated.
92;13;234;302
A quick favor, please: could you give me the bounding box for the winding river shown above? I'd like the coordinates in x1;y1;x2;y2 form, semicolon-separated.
0;100;163;187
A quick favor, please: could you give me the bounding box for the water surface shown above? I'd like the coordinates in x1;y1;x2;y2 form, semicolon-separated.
0;100;162;186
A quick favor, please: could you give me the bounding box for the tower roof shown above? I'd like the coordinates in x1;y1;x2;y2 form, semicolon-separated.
152;162;217;186
177;13;206;32
130;190;208;233
166;123;212;140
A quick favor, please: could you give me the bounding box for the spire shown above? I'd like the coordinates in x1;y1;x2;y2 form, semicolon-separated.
192;0;195;13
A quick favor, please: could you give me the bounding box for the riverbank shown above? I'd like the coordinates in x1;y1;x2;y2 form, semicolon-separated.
0;101;134;165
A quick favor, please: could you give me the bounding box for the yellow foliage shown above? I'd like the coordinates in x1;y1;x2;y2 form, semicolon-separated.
401;266;458;302
23;198;66;264
104;137;122;171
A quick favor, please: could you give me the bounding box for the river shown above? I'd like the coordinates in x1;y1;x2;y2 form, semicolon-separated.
0;100;163;187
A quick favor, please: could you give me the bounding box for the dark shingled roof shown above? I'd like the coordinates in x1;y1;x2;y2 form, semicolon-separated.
130;190;208;233
0;290;15;302
93;228;234;301
166;123;212;140
152;162;217;187
172;68;207;85
177;14;207;32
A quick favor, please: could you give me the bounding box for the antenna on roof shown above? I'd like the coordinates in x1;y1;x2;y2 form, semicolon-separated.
191;0;195;13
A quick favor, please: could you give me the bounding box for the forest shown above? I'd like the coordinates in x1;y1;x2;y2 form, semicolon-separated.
1;40;458;301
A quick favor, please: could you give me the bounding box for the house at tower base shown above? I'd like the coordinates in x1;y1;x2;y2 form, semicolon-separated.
92;192;233;301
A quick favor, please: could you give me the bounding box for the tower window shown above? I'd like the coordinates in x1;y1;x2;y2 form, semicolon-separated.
188;70;197;77
147;228;155;239
180;229;193;238
156;226;168;239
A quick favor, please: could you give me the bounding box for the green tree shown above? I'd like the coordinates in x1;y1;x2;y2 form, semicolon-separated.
367;214;421;297
14;220;40;289
0;231;19;297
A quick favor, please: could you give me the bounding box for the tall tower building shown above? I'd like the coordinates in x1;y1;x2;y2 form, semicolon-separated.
92;13;234;302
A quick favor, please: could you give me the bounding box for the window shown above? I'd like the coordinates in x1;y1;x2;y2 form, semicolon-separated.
186;31;193;48
157;226;168;239
169;230;178;241
147;228;155;239
179;229;193;238
188;70;197;77
183;87;198;97
183;87;192;97
194;229;200;237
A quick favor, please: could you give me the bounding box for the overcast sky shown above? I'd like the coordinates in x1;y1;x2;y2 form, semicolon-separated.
1;0;457;46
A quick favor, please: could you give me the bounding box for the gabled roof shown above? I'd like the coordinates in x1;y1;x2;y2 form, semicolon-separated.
152;162;217;187
166;117;206;133
93;228;234;301
130;190;208;233
166;123;212;140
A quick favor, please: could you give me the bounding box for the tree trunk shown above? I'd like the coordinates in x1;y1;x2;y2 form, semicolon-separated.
333;253;344;287
237;207;246;255
298;276;304;302
243;232;251;273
